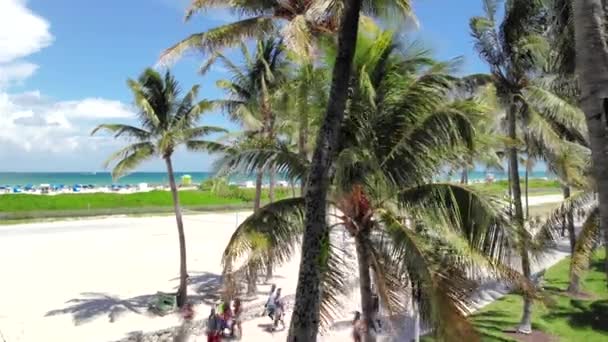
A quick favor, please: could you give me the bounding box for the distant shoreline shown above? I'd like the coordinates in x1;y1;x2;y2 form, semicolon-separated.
0;180;562;224
0;170;554;189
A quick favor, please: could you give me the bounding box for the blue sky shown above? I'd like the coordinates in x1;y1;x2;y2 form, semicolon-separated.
0;0;491;172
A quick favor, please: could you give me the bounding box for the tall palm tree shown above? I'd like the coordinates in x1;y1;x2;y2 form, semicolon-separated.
91;68;226;307
277;61;329;193
537;0;607;292
470;0;587;333
215;28;527;341
211;39;290;285
572;0;608;284
161;2;414;336
208;39;286;212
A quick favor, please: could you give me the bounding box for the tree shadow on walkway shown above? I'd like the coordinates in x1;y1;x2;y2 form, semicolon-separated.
45;292;156;325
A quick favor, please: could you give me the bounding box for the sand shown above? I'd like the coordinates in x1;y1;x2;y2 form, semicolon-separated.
0;194;567;341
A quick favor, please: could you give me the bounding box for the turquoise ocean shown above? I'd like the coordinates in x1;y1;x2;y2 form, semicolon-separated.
0;172;215;187
0;170;553;187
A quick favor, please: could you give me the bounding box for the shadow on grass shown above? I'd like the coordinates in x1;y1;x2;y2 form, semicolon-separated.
543;299;608;332
589;259;606;273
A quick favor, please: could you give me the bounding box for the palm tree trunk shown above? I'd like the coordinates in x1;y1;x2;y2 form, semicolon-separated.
246;267;257;296
413;301;420;342
507;102;532;334
507;164;513;218
299;104;309;195
269;166;276;203
573;0;608;285
411;282;421;342
355;235;375;342
290;181;297;198
561;187;568;238
250;169;264;293
460;168;468;184
288;0;363;338
525;163;529;220
254;169;263;211
165;156;188;308
564;186;580;293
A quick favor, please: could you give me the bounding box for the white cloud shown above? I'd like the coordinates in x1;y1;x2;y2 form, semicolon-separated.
0;2;137;161
53;98;135;120
0;91;135;153
0;0;53;63
0;62;38;87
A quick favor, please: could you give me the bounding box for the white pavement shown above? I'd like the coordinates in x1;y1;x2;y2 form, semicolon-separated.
0;194;567;341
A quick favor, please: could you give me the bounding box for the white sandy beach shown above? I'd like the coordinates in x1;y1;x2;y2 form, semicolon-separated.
0;194;568;342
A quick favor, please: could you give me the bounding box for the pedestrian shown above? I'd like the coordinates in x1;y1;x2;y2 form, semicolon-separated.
182;303;195;321
206;308;221;342
371;290;382;332
272;297;286;331
352;311;368;342
174;303;195;342
221;300;232;333
268;288;282;319
230;298;243;338
262;284;277;316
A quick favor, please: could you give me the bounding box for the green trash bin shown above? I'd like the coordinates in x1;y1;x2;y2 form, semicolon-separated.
150;292;176;316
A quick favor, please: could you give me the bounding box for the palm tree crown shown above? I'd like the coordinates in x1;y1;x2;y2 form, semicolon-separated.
160;0;414;63
91;68;226;177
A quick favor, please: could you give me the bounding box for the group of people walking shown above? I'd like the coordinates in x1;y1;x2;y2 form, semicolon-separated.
180;282;383;341
206;298;243;341
262;284;286;331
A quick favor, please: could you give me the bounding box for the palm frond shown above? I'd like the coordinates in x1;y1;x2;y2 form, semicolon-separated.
160;17;275;64
525;108;565;155
533;191;596;251
377;209;479;341
571;206;600;277
90;124;151;140
221;197;305;274
174;85;201;121
280;15;313;58
185;140;228;153
106;142;155;179
362;0;416;26
127;79;161;129
319;238;353;331
182;125;228;140
214;144;309;181
470;15;503;68
366;234;408;317
396;183;515;262
523;85;586;137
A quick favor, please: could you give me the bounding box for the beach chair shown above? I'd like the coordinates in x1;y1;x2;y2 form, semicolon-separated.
148;292;176;316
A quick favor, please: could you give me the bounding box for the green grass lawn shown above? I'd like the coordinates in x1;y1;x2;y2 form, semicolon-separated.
0;187;294;221
470;179;562;197
0;190;242;212
425;250;608;341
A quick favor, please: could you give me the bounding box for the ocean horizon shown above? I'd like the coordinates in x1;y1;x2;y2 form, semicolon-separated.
0;172;215;187
0;170;555;187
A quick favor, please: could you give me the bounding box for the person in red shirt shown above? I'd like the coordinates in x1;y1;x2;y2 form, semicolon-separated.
231;298;243;338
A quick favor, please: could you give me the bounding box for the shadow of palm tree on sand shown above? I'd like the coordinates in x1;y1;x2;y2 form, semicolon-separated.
45;292;156;325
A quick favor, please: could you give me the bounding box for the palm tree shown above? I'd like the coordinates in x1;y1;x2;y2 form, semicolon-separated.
572;0;608;284
216;28;527;341
449;76;503;186
277;61;329;193
91;68;226;307
162;2;414;336
208;39;286;212
470;0;587;333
